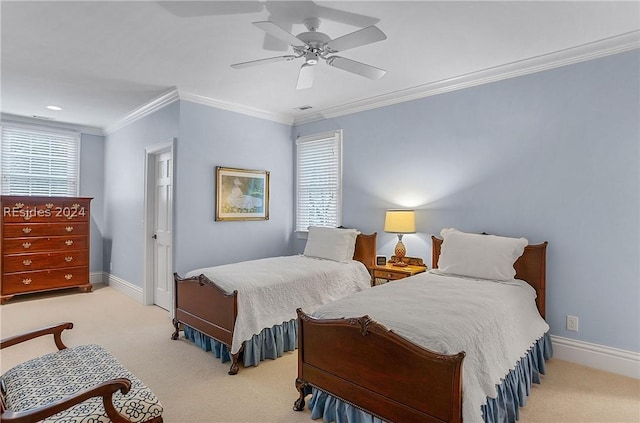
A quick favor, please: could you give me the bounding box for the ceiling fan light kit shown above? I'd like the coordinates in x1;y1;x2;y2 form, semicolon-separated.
231;18;387;90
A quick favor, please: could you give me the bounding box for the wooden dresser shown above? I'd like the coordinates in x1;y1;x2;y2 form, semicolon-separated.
1;196;93;303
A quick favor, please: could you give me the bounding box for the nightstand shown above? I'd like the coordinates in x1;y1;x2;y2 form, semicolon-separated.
372;261;427;285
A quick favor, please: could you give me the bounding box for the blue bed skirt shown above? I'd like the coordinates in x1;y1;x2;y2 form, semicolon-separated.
308;332;553;423
183;318;298;368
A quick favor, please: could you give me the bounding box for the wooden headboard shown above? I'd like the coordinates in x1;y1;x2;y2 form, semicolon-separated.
353;232;377;270
431;236;548;319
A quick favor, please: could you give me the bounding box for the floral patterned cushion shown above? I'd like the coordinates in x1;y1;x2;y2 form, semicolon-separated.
2;344;163;422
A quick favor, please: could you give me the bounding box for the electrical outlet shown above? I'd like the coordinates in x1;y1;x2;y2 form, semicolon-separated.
566;315;579;332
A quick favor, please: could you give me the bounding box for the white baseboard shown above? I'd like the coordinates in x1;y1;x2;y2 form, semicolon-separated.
104;272;144;304
89;272;104;285
551;335;640;379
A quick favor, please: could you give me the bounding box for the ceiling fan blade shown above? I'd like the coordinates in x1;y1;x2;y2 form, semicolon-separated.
231;55;297;69
262;17;293;51
325;26;387;53
326;56;386;80
296;64;315;90
253;21;305;47
313;5;379;28
158;1;264;17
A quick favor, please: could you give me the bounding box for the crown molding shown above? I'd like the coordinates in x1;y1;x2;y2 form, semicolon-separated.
104;88;294;134
102;32;638;131
104;87;180;135
293;31;640;126
178;92;294;125
1;113;104;136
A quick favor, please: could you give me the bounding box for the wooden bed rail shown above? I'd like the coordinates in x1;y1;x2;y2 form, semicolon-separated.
294;309;465;423
171;273;241;374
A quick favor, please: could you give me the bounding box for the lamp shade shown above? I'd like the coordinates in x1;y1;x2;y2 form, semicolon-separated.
384;209;416;234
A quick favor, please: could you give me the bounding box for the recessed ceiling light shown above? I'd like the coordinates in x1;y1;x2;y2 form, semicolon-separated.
46;105;62;111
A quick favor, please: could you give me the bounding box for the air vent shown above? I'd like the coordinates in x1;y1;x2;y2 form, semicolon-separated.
32;115;56;121
294;105;313;111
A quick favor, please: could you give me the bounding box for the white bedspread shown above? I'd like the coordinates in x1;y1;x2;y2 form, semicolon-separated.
185;255;371;354
311;270;550;423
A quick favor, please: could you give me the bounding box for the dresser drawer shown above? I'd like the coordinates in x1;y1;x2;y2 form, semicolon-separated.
2;267;89;294
2;222;89;238
2;199;90;223
373;269;406;280
3;235;88;254
3;250;88;272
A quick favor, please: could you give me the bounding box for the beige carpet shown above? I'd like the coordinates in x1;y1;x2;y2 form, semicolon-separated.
1;284;638;423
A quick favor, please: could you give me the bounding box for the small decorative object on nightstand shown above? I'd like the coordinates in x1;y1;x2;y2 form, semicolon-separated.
384;209;416;267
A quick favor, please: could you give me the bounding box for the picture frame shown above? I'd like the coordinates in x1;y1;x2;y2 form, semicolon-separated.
215;166;269;221
376;255;387;266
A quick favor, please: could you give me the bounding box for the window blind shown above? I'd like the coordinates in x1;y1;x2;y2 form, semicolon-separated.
295;130;342;232
1;125;80;196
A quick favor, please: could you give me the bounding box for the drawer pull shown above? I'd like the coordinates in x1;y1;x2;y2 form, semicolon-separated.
65;240;74;246
65;256;73;262
65;274;73;280
14;202;24;209
22;242;32;249
22;259;33;266
23;215;32;221
22;278;32;285
65;226;74;232
45;203;54;209
72;203;80;208
22;227;32;234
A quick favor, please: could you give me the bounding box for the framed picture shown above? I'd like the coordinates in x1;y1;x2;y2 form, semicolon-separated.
215;166;270;221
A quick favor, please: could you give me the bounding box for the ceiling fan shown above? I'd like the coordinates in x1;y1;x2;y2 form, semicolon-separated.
230;18;387;90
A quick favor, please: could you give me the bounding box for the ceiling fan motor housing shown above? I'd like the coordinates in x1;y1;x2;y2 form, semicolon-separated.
304;52;319;65
297;31;331;65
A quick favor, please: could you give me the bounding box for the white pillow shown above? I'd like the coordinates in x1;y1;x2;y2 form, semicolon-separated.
303;226;359;263
437;228;528;281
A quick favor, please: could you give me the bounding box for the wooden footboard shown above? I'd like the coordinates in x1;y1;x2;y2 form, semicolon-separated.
171;273;241;374
294;309;465;423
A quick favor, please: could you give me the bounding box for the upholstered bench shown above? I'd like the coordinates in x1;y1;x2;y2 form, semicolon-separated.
0;322;163;423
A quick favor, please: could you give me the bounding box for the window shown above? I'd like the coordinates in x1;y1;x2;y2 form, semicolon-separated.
295;130;342;232
1;124;80;196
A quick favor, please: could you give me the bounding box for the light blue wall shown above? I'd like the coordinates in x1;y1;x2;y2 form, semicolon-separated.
103;100;294;285
79;133;105;273
103;102;180;284
174;101;294;274
293;50;640;353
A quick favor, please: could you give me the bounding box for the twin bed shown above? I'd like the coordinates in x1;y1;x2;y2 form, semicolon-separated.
294;228;551;423
171;227;377;374
173;225;550;422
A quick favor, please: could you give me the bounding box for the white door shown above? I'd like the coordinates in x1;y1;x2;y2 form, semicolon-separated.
153;151;173;310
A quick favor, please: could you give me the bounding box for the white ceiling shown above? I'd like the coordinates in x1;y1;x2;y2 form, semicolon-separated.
2;1;639;132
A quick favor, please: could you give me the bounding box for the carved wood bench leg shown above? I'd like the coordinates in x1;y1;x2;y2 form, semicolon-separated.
293;378;307;411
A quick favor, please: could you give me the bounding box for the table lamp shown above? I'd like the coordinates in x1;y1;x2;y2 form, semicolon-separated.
384;209;416;267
